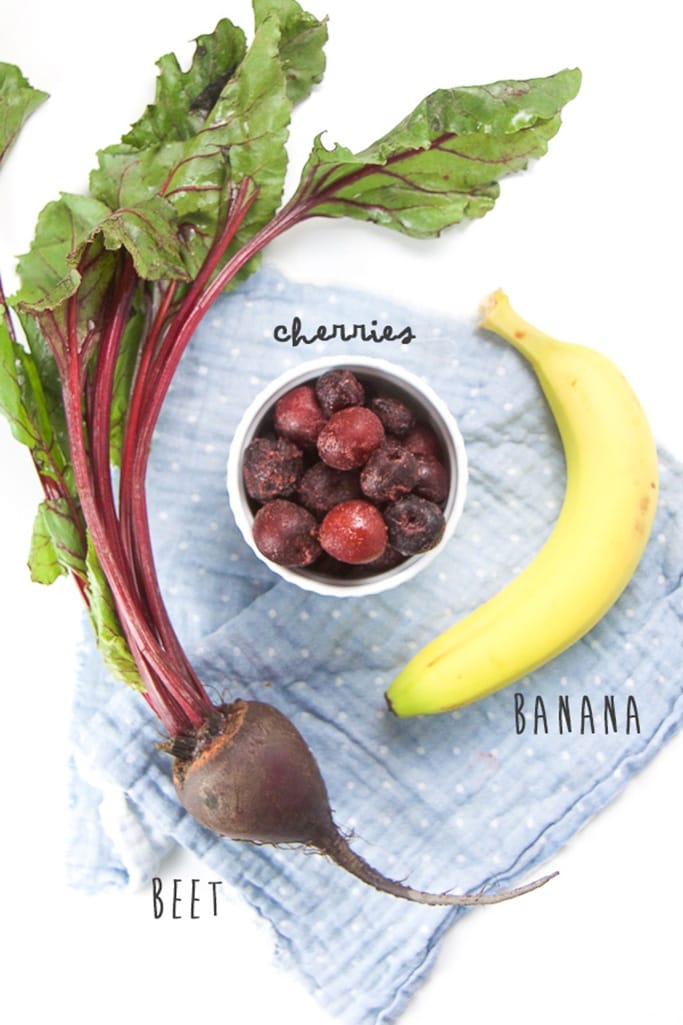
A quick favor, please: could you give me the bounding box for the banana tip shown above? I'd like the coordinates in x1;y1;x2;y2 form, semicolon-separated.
384;691;398;717
478;289;508;329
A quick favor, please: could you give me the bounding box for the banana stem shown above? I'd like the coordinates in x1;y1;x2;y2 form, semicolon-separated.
478;290;559;367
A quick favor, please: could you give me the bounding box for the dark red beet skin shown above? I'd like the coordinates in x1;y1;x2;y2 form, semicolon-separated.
173;701;334;844
169;699;557;906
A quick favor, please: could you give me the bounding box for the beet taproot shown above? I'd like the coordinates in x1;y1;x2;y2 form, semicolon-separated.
168;699;556;906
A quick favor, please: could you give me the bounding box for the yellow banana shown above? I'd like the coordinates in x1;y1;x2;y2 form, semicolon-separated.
386;290;659;717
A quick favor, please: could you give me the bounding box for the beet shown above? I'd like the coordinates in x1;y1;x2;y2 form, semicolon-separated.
168;699;556;906
171;701;330;844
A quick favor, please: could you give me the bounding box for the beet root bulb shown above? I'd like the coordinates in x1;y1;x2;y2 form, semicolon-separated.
169;699;556;906
171;699;335;845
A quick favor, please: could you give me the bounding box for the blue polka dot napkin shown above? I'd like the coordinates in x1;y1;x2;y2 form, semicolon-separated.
68;267;683;1025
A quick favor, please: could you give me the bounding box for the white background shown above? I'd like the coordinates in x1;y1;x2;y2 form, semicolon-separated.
2;1;682;1023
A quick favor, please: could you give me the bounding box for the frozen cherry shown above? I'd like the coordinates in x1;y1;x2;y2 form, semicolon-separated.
319;499;388;564
403;423;442;460
297;461;362;517
240;365;454;582
384;494;445;556
360;439;418;502
315;368;365;417
252;499;321;567
369;395;416;438
317;406;385;470
345;542;406;577
414;454;450;504
274;384;326;448
243;436;304;502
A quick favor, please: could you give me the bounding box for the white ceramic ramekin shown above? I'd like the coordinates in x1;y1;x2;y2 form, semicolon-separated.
227;355;467;597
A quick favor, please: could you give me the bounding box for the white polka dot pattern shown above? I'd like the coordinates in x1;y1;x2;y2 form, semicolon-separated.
70;268;683;1025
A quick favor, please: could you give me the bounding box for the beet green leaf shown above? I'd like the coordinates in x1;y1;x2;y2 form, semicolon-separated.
121;19;248;149
291;69;581;237
0;1;582;721
0;63;48;167
28;498;87;584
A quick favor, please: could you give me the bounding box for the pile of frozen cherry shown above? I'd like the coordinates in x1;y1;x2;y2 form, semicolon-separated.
241;367;451;578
